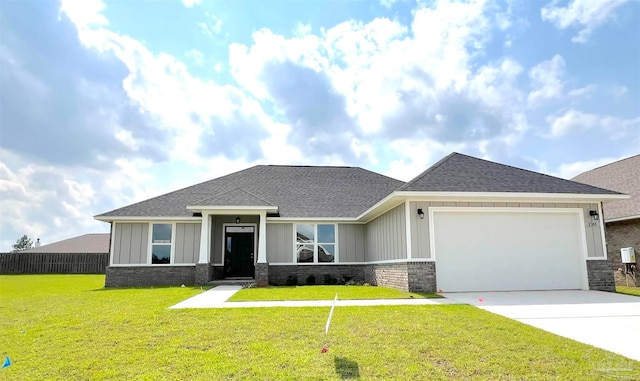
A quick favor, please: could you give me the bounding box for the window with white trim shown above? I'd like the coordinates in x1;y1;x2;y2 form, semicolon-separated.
296;224;335;263
151;223;172;264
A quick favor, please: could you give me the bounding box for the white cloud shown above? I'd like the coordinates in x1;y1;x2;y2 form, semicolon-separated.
185;49;205;66
556;156;626;179
182;0;201;8
547;109;640;137
293;22;312;37
567;84;596;98
541;0;628;43
199;13;223;40
528;54;566;105
230;0;528;160
380;0;401;9
59;0;108;29
0;150;106;251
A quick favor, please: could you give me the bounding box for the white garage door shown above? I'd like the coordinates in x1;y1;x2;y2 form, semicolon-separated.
432;209;587;292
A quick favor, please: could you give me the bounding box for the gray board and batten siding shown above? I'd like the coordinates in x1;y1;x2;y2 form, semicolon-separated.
174;223;201;264
112;222;201;265
365;203;407;262
112;223;148;265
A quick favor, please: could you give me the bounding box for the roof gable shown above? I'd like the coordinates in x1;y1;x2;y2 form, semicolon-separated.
572;154;640;220
400;153;622;194
192;188;275;207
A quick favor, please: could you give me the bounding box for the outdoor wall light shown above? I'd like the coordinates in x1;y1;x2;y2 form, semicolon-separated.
417;208;425;219
235;217;241;224
589;210;599;221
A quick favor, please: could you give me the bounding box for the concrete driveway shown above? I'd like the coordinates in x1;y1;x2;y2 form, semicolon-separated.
442;290;640;362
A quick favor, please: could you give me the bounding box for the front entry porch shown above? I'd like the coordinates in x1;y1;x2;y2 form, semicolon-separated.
192;208;271;286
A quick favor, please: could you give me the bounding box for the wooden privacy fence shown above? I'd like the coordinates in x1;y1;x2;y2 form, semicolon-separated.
0;253;109;274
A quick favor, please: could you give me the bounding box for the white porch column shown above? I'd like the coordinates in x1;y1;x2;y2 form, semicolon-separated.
198;213;210;264
257;211;267;263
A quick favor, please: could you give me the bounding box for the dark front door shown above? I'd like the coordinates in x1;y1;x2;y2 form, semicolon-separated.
224;227;255;278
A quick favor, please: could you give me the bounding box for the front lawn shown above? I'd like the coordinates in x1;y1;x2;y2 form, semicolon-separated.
1;275;638;380
228;285;441;301
617;286;640;297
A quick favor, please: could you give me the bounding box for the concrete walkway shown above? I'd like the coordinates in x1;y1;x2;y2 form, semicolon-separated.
169;285;461;309
442;290;640;362
169;285;243;309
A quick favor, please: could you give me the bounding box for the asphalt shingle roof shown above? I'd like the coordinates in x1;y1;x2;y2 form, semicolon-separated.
572;154;640;221
97;165;404;218
97;154;624;220
24;234;110;253
399;153;623;194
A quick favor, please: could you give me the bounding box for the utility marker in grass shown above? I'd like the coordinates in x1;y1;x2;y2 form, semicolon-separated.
321;293;338;353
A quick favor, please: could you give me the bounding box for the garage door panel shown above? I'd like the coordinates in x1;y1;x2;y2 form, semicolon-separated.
433;210;586;292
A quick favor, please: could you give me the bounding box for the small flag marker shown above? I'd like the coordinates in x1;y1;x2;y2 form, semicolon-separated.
2;356;11;369
321;293;338;353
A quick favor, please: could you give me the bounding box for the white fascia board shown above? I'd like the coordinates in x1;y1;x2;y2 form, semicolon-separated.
605;214;640;223
186;205;278;212
94;216;202;223
353;190;629;224
356;192;407;222
266;217;360;223
398;191;629;203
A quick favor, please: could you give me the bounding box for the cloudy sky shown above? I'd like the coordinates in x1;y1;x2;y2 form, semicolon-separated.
0;0;638;251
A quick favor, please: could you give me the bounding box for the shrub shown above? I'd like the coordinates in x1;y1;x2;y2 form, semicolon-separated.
306;274;316;285
323;274;338;285
285;275;298;286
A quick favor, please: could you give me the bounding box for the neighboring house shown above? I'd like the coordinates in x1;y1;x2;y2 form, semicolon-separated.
23;233;111;254
572;155;640;287
95;153;627;292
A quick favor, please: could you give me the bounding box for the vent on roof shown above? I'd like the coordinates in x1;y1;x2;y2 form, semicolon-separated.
192;212;202;217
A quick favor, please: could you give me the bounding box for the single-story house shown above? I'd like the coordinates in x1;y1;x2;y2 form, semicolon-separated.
572;154;639;287
23;233;110;254
95;153;627;292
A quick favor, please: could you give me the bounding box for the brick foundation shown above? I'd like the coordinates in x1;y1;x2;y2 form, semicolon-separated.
195;264;212;285
365;263;408;290
586;260;616;292
605;219;639;287
269;265;366;285
407;262;437;292
255;263;269;287
105;266;196;287
365;262;436;292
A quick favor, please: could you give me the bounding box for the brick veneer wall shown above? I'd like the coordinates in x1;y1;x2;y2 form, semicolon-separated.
586;260;616;292
364;262;436;292
407;262;437;292
605;219;639;287
105;266;196;287
255;263;269;287
365;263;409;291
195;264;211;285
269;265;366;285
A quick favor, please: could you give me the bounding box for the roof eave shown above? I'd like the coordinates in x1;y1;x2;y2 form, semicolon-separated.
94;216;203;222
395;191;629;202
186;205;279;213
355;191;630;223
605;214;640;223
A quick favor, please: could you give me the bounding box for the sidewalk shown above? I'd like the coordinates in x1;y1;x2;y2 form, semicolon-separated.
169;285;462;309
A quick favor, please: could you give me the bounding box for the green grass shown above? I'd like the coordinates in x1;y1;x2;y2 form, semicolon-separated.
228;285;442;301
1;275;638;380
617;286;640;297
